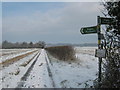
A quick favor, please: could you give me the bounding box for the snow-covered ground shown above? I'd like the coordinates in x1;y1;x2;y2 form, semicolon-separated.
1;47;99;89
75;47;97;56
46;47;98;88
23;49;53;88
0;50;39;88
0;49;37;63
0;49;31;56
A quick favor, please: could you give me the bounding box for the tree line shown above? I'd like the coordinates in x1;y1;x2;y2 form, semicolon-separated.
1;40;46;49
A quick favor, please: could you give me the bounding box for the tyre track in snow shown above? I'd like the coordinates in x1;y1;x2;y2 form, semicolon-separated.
44;50;56;88
16;51;41;88
0;50;38;68
16;49;55;88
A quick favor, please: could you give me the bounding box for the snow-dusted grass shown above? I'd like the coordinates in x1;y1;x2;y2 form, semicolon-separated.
75;47;97;56
0;49;31;56
1;49;30;56
0;49;37;63
47;46;98;88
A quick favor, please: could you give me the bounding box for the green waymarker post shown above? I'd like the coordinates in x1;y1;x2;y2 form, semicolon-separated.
97;16;113;87
97;16;102;87
80;26;97;34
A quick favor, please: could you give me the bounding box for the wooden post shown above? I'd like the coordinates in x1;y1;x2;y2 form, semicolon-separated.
97;16;102;87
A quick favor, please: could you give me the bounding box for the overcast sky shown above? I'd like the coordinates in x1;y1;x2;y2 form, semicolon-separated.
2;2;104;44
0;1;2;43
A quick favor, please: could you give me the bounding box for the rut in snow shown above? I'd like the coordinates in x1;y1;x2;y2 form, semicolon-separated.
45;53;56;88
16;51;41;88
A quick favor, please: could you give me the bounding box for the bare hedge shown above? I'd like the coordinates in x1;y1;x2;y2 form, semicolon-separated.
45;46;75;61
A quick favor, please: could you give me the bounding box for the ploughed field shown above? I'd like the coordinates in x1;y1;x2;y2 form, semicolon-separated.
0;47;98;88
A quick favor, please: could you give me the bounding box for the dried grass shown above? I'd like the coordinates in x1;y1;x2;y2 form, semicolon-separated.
45;46;75;61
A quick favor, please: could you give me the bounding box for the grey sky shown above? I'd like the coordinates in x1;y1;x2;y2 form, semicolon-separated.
0;1;2;43
2;2;104;44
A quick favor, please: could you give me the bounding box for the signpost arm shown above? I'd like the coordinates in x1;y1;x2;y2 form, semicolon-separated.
97;16;102;87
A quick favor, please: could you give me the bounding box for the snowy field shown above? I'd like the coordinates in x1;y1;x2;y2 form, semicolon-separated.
0;47;98;89
0;49;37;63
47;46;98;88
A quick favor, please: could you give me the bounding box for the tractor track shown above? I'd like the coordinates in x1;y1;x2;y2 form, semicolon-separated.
15;49;55;88
16;51;41;88
45;51;56;88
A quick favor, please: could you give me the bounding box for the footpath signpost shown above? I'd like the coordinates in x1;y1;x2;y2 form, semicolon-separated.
80;26;97;34
80;16;113;88
99;17;113;24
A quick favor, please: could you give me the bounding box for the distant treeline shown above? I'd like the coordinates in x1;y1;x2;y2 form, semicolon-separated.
1;40;45;49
